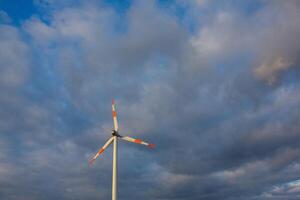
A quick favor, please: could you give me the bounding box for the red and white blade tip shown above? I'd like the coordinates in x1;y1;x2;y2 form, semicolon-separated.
148;143;155;148
112;98;115;104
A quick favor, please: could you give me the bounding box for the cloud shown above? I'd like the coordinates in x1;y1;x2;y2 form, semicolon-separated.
189;0;300;85
0;25;29;89
1;0;300;200
0;11;12;24
255;57;292;85
252;1;300;84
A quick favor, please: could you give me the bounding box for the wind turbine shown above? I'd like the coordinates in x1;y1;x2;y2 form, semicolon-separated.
89;99;155;200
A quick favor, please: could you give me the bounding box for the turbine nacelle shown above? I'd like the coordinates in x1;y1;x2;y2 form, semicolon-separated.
111;129;120;137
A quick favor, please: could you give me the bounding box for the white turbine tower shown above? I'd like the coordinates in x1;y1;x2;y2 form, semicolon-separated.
89;99;155;200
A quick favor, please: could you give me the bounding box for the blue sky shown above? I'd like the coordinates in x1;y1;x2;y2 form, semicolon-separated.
1;0;300;200
0;0;37;23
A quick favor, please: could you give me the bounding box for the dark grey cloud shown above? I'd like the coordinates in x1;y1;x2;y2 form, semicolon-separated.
1;0;300;200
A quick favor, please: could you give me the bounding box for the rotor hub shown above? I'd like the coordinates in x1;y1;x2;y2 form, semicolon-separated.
111;130;120;137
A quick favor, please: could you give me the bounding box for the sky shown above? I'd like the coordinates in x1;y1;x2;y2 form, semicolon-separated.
1;0;300;199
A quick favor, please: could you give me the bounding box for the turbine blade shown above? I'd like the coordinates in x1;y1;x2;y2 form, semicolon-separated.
112;99;119;131
89;137;114;165
121;135;155;148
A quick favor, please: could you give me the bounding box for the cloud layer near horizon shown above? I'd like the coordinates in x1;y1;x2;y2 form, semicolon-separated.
1;0;300;199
